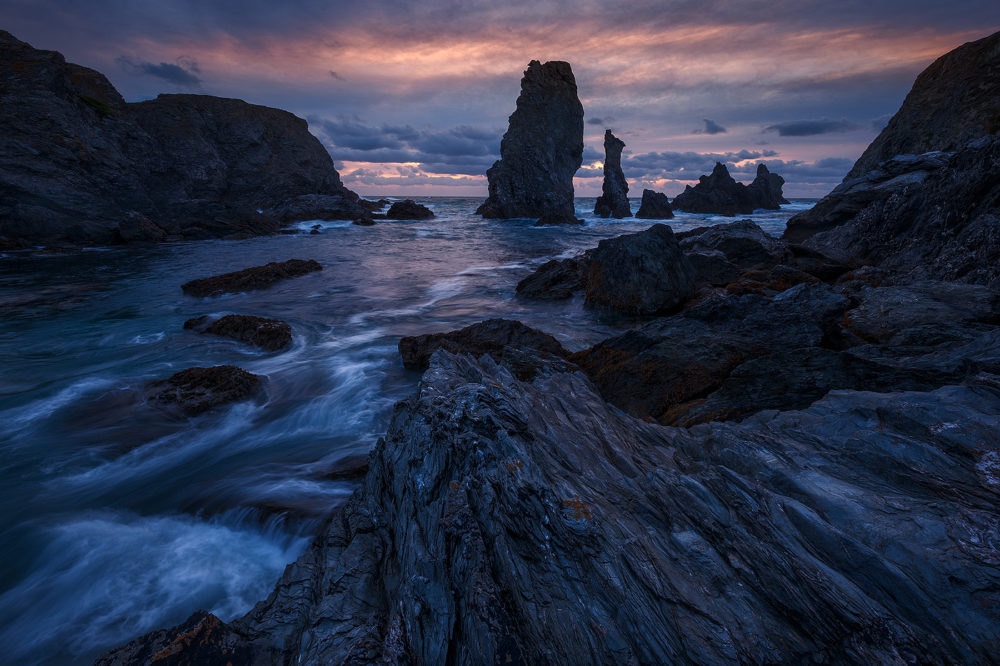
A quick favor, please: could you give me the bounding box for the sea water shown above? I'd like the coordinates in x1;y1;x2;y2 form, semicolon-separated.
0;197;814;663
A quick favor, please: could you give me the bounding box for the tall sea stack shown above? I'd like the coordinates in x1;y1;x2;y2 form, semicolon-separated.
593;130;631;218
476;61;584;221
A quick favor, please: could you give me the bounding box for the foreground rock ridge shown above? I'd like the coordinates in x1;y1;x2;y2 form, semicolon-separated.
593;129;631;218
0;31;360;248
476;60;584;221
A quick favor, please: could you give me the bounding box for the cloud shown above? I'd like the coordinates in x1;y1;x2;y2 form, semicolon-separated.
329;70;344;81
115;56;202;87
693;118;727;134
620;148;780;180
587;117;604;126
763;119;861;136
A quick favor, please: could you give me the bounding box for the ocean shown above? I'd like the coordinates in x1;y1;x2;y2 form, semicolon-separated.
0;197;815;663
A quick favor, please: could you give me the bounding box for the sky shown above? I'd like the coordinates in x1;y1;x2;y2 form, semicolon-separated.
4;1;999;197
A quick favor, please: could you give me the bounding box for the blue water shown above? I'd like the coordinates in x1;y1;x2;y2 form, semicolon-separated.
0;197;814;663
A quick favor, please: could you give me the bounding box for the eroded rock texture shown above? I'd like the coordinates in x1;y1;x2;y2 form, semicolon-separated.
593;130;631;218
184;314;293;351
0;31;359;247
104;348;1000;664
146;366;262;416
476;61;584;220
181;259;322;297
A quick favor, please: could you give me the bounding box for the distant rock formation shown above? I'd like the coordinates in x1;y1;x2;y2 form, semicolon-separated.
0;31;361;248
385;200;434;219
634;189;674;219
593;130;631;218
672;162;786;216
846;30;1000;179
476;60;584;220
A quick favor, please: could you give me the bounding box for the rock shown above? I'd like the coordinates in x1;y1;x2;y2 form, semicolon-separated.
146;365;262;415
117;212;165;243
476;61;584;219
571;283;850;423
721;264;820;296
634;189;674;219
398;318;568;380
672;162;786;216
105;349;1000;664
847;30;1000;179
0;31;358;248
515;256;590;300
593;130;631;218
533;214;584;226
181;259;322;297
385;199;434;219
685;251;742;286
352;211;376;226
584;224;696;315
745;163;789;209
792;140;1000;289
184;314;293;351
263;194;364;224
679;219;785;268
358;198;390;211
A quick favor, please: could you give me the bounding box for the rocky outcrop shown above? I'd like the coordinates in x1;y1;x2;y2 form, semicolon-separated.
584;224;695;315
104;345;1000;664
385;200;434;219
398;318;568;379
784;139;1000;288
184;314;293;351
847;30;1000;179
181;259;322;297
515;256;590;300
476;61;584;220
264;194;364;224
0;31;358;248
593;130;631;218
145;365;262;415
634;189;674;219
532;213;584;226
672;162;786;216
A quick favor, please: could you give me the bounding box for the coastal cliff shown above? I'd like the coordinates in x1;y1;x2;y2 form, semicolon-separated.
0;31;360;248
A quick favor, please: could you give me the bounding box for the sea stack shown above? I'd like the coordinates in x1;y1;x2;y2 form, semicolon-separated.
634;189;674;219
476;61;584;221
594;130;631;218
672;162;786;216
746;164;789;210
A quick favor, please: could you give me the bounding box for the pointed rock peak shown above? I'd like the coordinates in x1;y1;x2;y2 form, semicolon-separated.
711;162;731;177
756;163;770;176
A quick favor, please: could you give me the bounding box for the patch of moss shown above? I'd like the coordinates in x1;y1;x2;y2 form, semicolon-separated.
78;94;117;119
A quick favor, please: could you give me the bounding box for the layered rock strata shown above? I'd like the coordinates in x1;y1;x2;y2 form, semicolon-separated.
476;61;584;220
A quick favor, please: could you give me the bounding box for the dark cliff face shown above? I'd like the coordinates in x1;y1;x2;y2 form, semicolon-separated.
477;60;584;219
0;31;357;247
847;30;1000;179
593;129;631;218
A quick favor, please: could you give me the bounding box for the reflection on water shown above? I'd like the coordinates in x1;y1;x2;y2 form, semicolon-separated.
0;196;813;663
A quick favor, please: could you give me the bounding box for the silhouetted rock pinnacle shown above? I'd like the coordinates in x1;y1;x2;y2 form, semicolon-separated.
594;130;631;218
476;60;584;220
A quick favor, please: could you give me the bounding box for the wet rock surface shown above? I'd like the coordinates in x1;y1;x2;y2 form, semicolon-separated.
180;259;322;297
477;60;584;219
146;365;262;416
184;314;293;351
385;199;434;219
584;223;696;315
634;188;674;219
672;162;787;216
593;130;631;218
263;194;364;224
532;213;584;226
515;255;590;300
0;31;357;248
105;350;1000;664
398;318;568;380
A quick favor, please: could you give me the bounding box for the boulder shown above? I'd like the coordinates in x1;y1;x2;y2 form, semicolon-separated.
634;189;674;219
476;61;584;219
0;31;358;248
515;256;590;300
181;259;322;297
593;130;631;218
584;224;695;315
184;314;293;351
685;251;742;287
146;365;262;415
385;200;434;220
679;219;785;268
398;318;568;379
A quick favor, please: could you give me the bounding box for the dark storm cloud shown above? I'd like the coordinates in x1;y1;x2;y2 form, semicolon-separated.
115;56;202;87
588;117;604;126
764;119;861;137
693;119;727;135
